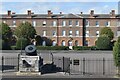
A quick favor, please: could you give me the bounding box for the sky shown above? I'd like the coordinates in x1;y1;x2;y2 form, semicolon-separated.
1;2;119;14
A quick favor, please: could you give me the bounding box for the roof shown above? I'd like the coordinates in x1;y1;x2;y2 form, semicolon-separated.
0;13;120;19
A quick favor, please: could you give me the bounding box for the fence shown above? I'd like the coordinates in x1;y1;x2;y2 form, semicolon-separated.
70;58;117;76
1;54;117;76
1;56;19;72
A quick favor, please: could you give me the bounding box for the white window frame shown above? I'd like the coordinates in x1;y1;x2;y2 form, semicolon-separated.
96;31;99;37
106;21;110;27
52;31;56;37
61;41;66;46
76;20;79;26
52;41;56;46
75;30;79;36
86;31;89;37
75;40;79;46
69;20;72;26
13;20;16;27
43;30;46;36
43;21;46;27
96;21;99;27
86;20;89;27
62;30;66;36
52;21;57;27
32;21;36;27
62;21;66;26
69;30;72;36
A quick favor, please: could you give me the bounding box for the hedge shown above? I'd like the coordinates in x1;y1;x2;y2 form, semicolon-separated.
36;46;69;50
73;46;97;50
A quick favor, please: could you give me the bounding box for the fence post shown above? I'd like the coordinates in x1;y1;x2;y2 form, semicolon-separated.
83;57;85;75
103;57;105;75
2;56;4;73
63;57;64;72
18;54;20;71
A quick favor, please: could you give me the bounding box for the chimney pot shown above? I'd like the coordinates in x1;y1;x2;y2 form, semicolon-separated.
48;10;51;17
80;12;83;14
90;10;94;16
8;10;11;16
60;12;62;14
28;10;31;16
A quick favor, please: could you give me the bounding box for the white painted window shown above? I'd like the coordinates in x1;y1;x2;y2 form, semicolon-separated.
96;21;99;27
62;21;66;26
13;20;16;26
75;30;79;36
106;21;110;27
62;30;66;36
69;30;72;36
32;21;36;27
75;40;79;46
96;31;99;37
43;21;46;26
61;41;65;46
76;20;79;26
86;20;89;27
86;31;89;37
52;41;56;46
42;41;46;46
69;20;72;26
3;21;6;23
43;30;46;36
52;31;56;36
68;40;72;46
52;21;57;26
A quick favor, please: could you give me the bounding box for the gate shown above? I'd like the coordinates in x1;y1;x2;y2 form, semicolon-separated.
70;58;117;76
53;56;70;73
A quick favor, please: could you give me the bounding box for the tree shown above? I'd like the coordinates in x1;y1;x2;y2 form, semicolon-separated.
16;38;29;50
96;35;111;50
14;22;36;41
0;23;12;49
113;36;120;75
100;27;114;40
0;23;12;41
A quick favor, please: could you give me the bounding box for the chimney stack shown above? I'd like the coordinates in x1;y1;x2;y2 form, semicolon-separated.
48;10;51;17
90;10;94;16
28;10;31;16
8;10;11;16
111;10;115;16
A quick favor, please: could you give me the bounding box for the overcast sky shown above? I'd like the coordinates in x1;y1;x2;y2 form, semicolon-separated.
1;2;119;14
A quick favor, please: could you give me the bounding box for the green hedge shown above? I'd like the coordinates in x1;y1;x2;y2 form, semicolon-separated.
73;46;97;50
36;46;69;50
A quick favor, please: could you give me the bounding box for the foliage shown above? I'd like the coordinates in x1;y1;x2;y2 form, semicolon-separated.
35;35;42;46
113;37;120;66
16;38;29;50
14;22;36;40
0;23;12;41
96;35;111;50
100;27;114;40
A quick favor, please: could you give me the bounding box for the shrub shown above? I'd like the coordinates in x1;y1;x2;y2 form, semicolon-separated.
16;38;29;50
96;35;111;50
2;40;11;50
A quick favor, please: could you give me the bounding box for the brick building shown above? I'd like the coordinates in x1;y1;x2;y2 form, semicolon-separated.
0;10;120;46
